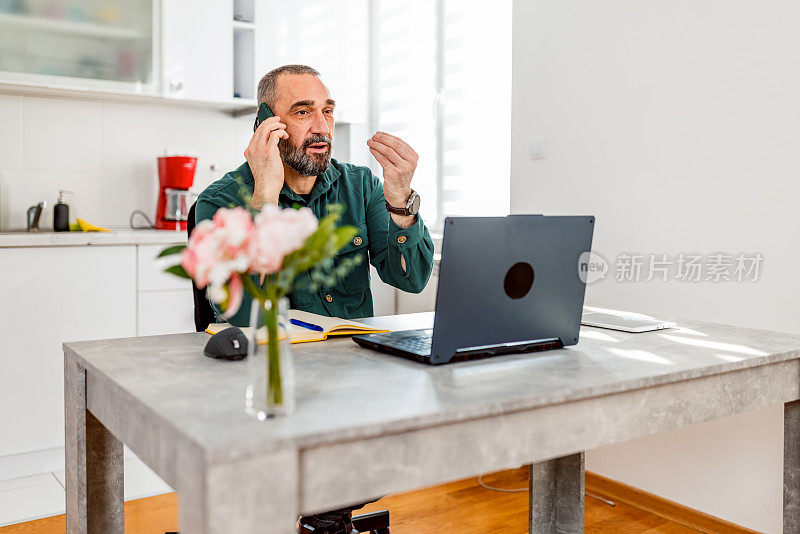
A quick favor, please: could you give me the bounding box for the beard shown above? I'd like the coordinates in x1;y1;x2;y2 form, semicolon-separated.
279;134;333;176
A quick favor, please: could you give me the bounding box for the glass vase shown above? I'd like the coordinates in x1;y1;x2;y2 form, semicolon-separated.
245;296;295;419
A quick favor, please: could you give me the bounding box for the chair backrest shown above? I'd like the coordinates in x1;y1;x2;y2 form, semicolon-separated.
187;202;216;332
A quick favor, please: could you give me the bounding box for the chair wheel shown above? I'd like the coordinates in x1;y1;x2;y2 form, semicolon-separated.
371;529;390;534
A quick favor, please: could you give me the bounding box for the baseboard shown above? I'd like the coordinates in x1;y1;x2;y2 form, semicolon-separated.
0;446;139;482
0;448;64;481
586;471;761;534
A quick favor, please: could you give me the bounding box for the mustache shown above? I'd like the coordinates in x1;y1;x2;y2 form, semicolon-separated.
302;134;332;150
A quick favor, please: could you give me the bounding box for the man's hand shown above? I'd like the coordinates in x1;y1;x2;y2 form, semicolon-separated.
367;132;418;225
244;116;289;210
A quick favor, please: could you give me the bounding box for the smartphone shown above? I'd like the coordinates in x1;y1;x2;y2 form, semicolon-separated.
253;102;281;147
253;102;274;132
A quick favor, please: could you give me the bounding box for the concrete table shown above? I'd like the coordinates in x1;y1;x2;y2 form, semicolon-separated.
63;312;800;533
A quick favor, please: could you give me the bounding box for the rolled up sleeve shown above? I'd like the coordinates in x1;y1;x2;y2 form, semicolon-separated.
365;176;434;294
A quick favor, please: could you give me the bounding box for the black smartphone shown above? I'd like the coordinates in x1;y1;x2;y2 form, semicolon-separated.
253;102;281;147
253;102;274;132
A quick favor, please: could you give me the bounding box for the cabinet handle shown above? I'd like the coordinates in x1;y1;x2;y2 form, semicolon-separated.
169;80;184;92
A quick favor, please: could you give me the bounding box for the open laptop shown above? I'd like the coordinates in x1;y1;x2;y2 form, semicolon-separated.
353;215;595;365
581;309;676;333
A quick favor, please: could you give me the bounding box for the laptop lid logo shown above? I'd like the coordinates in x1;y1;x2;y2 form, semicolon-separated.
504;262;534;299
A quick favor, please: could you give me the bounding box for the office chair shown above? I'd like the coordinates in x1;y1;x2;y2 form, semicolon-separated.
187;202;216;332
183;202;390;534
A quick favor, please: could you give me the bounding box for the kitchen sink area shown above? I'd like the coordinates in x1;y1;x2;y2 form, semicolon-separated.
0;228;186;247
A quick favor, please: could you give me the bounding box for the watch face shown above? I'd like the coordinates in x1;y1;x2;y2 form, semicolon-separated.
409;192;421;214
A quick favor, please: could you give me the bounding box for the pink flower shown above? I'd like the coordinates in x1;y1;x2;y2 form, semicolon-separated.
179;205;318;319
181;207;254;300
221;273;244;320
211;206;253;247
248;206;318;276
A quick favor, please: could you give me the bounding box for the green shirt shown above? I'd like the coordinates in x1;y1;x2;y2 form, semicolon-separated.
195;159;435;326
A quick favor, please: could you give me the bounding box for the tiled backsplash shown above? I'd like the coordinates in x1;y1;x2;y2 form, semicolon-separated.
0;94;254;229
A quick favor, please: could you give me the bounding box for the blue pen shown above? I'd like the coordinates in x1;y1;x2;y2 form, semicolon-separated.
290;318;324;332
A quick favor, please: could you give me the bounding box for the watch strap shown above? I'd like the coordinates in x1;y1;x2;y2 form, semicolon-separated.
385;201;412;216
385;189;419;216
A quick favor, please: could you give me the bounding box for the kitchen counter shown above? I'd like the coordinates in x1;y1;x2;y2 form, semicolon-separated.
0;229;187;248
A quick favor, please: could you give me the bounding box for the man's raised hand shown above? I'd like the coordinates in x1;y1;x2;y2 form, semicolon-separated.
245;116;289;209
367;131;418;208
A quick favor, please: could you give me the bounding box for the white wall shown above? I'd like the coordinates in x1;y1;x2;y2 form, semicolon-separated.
512;1;799;532
0;95;255;230
0;95;371;231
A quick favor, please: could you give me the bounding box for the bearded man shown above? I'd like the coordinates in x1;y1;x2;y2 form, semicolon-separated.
196;64;433;327
194;64;434;533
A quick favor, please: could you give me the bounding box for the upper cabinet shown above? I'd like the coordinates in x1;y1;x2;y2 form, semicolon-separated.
256;0;368;122
161;0;232;103
0;0;369;117
0;0;158;93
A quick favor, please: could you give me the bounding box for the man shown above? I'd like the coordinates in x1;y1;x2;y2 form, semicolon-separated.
195;65;434;532
196;64;434;327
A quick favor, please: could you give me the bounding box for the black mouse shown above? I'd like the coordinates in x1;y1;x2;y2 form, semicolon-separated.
204;327;249;360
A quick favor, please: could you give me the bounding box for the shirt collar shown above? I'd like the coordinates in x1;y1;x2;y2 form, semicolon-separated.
279;159;342;204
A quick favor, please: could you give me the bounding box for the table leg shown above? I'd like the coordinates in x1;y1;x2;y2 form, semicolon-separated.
178;450;299;534
785;400;800;533
64;354;124;534
529;452;585;534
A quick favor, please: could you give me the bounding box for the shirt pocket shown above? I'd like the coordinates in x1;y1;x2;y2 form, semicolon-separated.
335;224;370;294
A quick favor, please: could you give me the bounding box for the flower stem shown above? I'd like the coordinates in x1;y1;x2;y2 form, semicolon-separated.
264;297;283;408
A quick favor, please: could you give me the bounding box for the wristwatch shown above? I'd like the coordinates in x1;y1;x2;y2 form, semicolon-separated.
385;189;421;216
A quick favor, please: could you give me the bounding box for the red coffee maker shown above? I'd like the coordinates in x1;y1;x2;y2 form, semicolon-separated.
156;155;198;230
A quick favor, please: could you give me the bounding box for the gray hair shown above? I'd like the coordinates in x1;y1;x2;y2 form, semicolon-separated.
256;64;320;108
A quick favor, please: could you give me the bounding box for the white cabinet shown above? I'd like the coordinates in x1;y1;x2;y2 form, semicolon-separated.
137;291;195;336
0;0;266;112
0;0;159;94
136;244;195;336
0;246;136;457
256;0;368;121
137;244;191;292
0;237;393;470
161;0;232;102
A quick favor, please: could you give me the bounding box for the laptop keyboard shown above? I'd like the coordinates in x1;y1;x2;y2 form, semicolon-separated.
385;332;433;355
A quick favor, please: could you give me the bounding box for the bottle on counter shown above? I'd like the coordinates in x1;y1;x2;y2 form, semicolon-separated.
54;190;73;232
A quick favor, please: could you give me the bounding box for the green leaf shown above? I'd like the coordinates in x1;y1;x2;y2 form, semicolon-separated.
157;244;186;258
165;264;191;279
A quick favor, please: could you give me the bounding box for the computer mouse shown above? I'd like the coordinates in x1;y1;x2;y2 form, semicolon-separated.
204;327;249;360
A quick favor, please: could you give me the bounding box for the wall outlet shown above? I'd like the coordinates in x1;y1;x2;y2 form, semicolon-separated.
528;137;547;160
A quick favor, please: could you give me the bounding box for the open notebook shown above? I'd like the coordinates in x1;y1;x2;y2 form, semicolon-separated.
205;309;390;344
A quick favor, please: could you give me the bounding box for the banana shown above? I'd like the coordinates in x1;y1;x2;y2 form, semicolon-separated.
76;218;111;232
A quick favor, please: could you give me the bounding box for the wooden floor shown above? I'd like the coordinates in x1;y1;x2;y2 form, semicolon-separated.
0;467;701;533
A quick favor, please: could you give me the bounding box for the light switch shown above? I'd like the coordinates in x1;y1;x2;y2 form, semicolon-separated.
528;137;547;160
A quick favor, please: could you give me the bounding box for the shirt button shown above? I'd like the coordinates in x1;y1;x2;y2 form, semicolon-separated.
397;235;407;244
353;236;363;246
325;294;333;303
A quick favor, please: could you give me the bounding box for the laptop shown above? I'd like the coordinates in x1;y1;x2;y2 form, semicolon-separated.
581;310;676;333
353;215;595;365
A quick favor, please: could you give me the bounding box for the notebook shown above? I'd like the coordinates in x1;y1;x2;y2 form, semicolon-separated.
205;309;390;344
